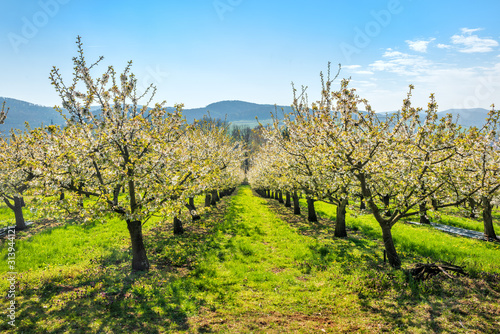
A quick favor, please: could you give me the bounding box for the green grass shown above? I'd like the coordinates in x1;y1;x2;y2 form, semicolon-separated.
0;216;129;274
308;200;500;274
0;187;499;333
429;208;500;232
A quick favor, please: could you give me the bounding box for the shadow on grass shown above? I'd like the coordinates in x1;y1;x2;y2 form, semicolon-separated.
1;192;238;334
7;247;192;333
261;194;387;271
356;272;500;333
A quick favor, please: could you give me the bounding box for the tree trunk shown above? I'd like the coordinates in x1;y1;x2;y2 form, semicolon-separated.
13;197;27;230
359;195;366;210
293;191;301;215
3;197;27;231
186;197;200;221
380;223;401;269
274;191;279;200
482;197;497;240
205;193;211;207
211;190;219;206
306;197;317;222
285;192;291;207
431;198;439;211
382;194;391;217
126;220;150;271
335;198;348;237
419;203;431;224
59;190;65;200
173;216;184;235
469;197;476;219
77;195;84;208
278;191;284;204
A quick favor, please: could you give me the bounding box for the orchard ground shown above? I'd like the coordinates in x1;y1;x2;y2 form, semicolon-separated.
0;186;499;333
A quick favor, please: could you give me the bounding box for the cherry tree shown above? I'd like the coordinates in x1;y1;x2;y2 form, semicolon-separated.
172;118;245;234
0;127;47;230
453;108;500;240
42;37;203;271
251;63;480;268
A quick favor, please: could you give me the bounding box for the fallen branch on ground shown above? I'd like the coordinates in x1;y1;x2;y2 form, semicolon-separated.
409;262;467;281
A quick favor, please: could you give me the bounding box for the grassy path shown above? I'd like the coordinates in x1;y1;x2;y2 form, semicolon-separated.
187;186;380;332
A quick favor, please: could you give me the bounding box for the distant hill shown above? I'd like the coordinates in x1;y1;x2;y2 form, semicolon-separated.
181;100;293;123
0;97;64;131
377;108;491;129
436;108;491;128
0;98;292;131
0;97;493;131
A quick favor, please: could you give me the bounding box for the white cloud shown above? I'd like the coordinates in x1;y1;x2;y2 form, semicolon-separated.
383;48;405;58
369;49;432;76
353;80;377;88
355;70;374;75
437;43;452;49
343;65;362;70
451;28;498;53
343;65;374;76
406;38;435;53
461;27;483;34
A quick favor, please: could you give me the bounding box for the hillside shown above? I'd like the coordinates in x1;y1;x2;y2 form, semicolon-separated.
0;97;492;131
0;97;64;131
181;100;293;123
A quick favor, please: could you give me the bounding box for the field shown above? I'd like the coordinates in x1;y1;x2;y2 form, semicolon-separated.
1;186;499;333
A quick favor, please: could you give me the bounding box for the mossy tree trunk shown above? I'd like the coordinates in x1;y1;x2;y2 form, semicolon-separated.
482;196;497;240
382;194;391;217
293;191;301;215
126;220;150;271
186;197;200;221
381;223;401;269
357;173;401;269
285;191;291;207
211;190;219;206
173;216;184;235
306;197;317;222
3;196;27;231
419;203;431;224
359;195;366;210
334;198;348;237
469;197;477;219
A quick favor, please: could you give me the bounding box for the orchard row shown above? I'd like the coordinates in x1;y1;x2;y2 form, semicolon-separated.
0;37;245;271
248;64;500;268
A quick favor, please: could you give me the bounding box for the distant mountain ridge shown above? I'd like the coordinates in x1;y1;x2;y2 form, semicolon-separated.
0;97;64;131
181;100;294;122
0;97;492;131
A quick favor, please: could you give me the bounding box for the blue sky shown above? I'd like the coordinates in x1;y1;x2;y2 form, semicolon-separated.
1;0;500;112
